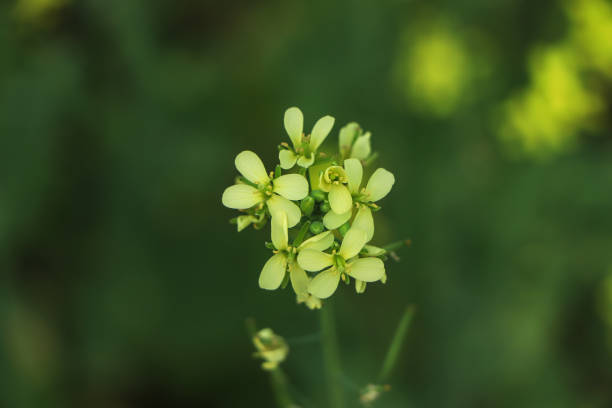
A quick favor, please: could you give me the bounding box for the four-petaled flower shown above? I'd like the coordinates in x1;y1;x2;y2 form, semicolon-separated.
279;107;335;169
259;212;334;303
222;150;308;227
297;226;386;299
338;122;372;160
322;158;395;233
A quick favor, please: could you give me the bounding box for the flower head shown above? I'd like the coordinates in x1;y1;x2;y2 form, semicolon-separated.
279;107;335;169
339;122;372;161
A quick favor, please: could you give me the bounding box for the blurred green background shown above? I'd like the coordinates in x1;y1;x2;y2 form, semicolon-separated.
2;0;612;407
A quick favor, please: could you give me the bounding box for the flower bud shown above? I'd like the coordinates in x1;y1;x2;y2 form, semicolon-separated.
252;328;289;371
310;189;326;202
338;222;350;236
319;201;331;213
300;196;315;216
310;221;325;235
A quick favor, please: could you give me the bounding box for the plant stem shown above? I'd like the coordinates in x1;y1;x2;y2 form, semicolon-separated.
378;305;415;383
269;367;295;408
320;302;345;408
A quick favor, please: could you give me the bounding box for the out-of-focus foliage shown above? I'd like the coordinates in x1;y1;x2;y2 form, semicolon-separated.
394;19;474;117
497;0;612;158
1;0;612;407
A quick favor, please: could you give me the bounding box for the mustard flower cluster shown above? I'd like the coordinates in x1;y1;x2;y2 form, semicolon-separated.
222;107;395;309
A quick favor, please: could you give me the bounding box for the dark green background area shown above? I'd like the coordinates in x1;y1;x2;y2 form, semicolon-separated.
1;0;611;407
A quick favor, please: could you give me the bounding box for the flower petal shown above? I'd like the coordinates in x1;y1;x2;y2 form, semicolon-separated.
284;107;304;149
297;249;334;272
300;231;334;251
362;245;386;256
355;280;366;294
364;168;395;202
271;212;288;250
310;115;335;150
222;184;263;209
308;268;340;299
279;150;298;170
339;228;367;260
352;206;374;242
267;195;302;227
289;263;309;300
346;257;385;282
297;153;315;168
259;253;288;290
328;184;352;214
350;132;371;160
235;151;269;185
273;174;309;200
344;158;363;194
323;209;352;230
339;122;360;156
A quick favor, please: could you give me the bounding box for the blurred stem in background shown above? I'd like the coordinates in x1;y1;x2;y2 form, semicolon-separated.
269;368;295;408
320;302;345;408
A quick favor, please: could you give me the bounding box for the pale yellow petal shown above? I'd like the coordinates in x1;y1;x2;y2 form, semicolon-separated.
328;184;352;214
362;245;386;256
339;228;367;259
308;268;340;299
272;174;309;200
235;150;269;185
279;150;298;170
271;212;288;250
322;209;352;230
297;153;315;168
222;184;263;209
344;158;363;194
355;280;366;294
289;263;309;300
297;249;334;272
339;122;360;156
259;253;288;290
299;231;334;251
284;107;304;148
352;206;374;242
364;168;395;202
310;115;335;150
346;257;385;282
350;132;371;160
267;195;302;227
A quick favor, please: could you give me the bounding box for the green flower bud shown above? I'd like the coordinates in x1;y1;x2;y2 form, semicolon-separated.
310;189;326;202
300;196;315;216
338;222;350;236
319;201;331;213
310;221;325;235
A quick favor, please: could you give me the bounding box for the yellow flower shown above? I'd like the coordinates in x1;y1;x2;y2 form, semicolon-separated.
222;151;308;227
279;107;335;169
259;212;335;294
297;227;385;299
322;158;395;234
338;122;372;160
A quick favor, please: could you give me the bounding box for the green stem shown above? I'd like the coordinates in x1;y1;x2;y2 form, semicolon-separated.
320;303;345;408
378;306;415;383
269;368;295;408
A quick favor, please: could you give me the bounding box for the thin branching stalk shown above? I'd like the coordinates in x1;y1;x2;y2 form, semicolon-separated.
320;302;345;408
378;305;415;383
